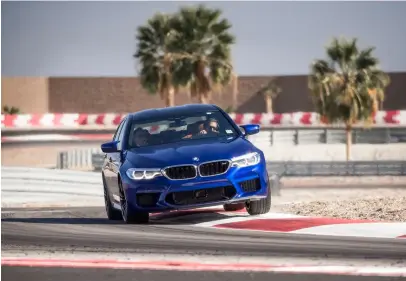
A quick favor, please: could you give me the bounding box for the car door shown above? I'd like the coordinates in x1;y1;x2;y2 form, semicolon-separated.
109;117;128;197
103;119;126;199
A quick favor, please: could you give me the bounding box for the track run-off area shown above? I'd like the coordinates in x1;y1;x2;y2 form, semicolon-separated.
1;167;406;281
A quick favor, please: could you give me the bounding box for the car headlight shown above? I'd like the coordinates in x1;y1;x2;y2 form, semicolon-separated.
231;152;261;167
126;168;162;180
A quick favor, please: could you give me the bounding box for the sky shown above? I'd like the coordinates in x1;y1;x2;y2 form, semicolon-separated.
2;1;406;77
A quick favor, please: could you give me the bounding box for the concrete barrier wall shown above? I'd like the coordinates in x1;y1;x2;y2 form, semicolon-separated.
256;143;406;161
2;142;406;169
1;167;103;208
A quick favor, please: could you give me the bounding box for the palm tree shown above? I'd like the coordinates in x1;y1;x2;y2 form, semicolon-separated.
257;79;281;113
309;37;390;160
2;105;20;115
170;4;237;103
134;13;181;107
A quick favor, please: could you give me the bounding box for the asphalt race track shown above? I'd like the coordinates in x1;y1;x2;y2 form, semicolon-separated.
2;207;406;281
2;207;406;259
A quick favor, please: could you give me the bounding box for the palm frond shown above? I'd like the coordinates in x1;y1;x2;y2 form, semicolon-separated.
308;36;390;126
170;4;236;103
134;12;183;106
355;47;378;69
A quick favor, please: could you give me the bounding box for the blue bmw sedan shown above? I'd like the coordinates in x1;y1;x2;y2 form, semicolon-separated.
101;104;271;223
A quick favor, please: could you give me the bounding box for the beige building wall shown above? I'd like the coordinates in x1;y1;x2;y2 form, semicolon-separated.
1;72;406;114
1;77;49;114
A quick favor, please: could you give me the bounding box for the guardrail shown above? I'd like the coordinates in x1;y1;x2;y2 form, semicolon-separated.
3;126;406;145
55;152;406;196
88;152;406;177
248;127;406;145
266;161;406;177
56;140;406;171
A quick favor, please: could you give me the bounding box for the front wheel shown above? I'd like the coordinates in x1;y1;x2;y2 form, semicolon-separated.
103;176;122;220
119;180;149;224
246;185;271;215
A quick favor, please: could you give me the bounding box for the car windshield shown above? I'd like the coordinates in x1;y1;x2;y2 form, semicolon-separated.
128;110;239;148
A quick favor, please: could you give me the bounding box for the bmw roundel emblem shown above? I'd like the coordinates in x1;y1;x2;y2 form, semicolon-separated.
193;157;199;162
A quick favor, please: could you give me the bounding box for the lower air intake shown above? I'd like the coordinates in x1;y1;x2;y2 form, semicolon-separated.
240;178;261;192
166;185;236;206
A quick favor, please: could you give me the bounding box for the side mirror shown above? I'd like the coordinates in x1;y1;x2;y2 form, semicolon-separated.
101;140;120;153
240;124;260;136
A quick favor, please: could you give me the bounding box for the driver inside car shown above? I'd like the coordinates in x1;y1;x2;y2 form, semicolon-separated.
205;118;220;134
198;118;220;136
133;128;150;147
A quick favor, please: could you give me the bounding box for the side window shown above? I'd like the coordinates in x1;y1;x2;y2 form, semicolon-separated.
113;119;125;141
117;118;128;150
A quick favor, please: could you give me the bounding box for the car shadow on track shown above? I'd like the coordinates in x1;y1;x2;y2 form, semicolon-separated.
1;208;248;226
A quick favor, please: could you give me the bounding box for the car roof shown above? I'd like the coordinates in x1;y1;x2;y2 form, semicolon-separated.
129;104;219;121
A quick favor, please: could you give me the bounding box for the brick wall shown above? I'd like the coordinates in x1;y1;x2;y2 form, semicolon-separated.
47;76;312;113
2;72;405;114
1;77;49;114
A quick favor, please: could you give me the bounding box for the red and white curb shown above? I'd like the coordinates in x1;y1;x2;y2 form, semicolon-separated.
148;207;406;239
197;214;406;239
2;258;405;276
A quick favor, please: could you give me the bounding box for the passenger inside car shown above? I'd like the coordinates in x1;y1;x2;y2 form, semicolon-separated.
182;121;204;139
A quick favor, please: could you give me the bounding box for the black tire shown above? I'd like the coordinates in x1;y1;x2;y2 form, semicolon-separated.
245;185;271;216
223;203;246;212
103;175;122;220
119;179;149;224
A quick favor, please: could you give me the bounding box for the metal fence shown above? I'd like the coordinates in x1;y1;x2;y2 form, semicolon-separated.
3;126;405;145
247;127;406;146
87;152;406;176
266;161;406;177
57;148;102;170
56;152;405;196
54;127;406;170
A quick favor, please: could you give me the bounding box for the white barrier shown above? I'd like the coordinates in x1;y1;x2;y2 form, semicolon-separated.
1;167;104;208
57;148;102;170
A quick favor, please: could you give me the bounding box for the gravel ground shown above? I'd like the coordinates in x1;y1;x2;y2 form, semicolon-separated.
271;177;406;222
279;195;406;222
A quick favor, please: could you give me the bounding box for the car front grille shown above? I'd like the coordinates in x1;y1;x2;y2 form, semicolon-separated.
199;161;230;177
163;165;197;180
240;178;261;192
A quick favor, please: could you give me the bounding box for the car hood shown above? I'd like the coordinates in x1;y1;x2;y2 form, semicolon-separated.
125;136;257;168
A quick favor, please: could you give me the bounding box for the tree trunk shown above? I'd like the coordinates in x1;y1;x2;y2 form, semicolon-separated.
195;59;210;104
162;53;175;107
165;87;175;107
265;95;273;113
232;75;238;110
345;125;352;161
198;95;208;104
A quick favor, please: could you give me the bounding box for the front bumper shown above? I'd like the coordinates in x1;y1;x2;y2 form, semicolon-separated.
120;161;269;212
